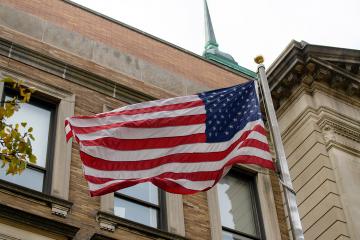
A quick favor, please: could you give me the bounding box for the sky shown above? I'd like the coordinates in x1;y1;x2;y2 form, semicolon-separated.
72;0;360;71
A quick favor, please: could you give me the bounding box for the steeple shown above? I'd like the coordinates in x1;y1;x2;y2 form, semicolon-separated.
204;0;218;50
202;0;256;78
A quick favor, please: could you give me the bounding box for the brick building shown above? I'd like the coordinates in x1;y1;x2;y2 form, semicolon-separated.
0;1;286;239
0;0;358;240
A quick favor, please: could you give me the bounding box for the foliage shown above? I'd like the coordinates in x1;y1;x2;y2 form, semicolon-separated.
0;77;36;175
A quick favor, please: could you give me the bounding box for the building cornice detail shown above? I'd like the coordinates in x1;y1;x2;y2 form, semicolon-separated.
268;43;360;110
0;37;159;104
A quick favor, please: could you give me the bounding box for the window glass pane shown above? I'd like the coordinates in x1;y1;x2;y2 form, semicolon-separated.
223;230;254;240
218;174;258;237
117;182;159;205
0;166;44;192
114;197;158;228
5;95;52;168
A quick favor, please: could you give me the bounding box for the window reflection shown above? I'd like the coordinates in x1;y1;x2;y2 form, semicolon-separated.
5;95;52;168
0;166;43;191
114;197;158;228
117;182;158;205
217;173;260;239
114;182;161;228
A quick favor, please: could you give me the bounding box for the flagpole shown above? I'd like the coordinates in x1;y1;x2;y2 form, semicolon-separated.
254;56;304;240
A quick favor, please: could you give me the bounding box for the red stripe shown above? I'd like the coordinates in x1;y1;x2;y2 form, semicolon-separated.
89;177;201;196
87;155;274;196
75;100;203;119
79;128;265;171
72;114;206;134
81;133;206;150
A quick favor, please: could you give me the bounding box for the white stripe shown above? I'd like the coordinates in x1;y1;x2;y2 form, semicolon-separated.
77;124;206;141
69;105;205;128
109;95;200;112
83;146;272;180
80;120;266;162
65;124;71;134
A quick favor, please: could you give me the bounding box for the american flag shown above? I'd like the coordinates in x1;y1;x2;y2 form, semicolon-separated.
65;81;273;196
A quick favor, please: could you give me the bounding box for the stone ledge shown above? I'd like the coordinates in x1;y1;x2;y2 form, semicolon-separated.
96;211;187;240
0;203;79;239
0;180;73;218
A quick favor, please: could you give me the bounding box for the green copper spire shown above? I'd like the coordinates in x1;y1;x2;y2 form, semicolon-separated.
202;0;256;78
204;0;218;50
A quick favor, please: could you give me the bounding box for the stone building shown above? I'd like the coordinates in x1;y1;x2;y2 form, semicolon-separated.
0;1;285;240
268;40;360;239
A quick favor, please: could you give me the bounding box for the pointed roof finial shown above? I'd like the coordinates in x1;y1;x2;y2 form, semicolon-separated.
204;0;218;50
202;0;257;78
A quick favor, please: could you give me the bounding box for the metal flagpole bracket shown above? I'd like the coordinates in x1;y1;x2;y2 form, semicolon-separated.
254;55;304;240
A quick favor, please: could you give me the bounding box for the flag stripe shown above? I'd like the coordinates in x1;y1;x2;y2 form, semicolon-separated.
81;133;207;150
80;122;266;162
75;99;204;119
86;154;274;196
71;114;206;134
69;105;205;127
80;136;269;171
76;124;206;141
82;146;272;180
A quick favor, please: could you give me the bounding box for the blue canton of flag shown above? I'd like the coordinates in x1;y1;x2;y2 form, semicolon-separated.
198;81;262;142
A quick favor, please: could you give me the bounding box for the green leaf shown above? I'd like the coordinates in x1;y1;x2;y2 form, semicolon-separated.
21;122;27;127
28;127;33;133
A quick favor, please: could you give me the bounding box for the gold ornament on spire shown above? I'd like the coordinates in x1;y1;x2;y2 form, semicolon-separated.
254;55;264;64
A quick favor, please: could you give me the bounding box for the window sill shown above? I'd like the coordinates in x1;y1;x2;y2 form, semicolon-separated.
96;211;187;240
0;203;79;239
0;179;73;217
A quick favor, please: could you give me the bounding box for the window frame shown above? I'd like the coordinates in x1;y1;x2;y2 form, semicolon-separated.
114;184;167;230
207;164;282;240
0;85;57;194
219;168;265;240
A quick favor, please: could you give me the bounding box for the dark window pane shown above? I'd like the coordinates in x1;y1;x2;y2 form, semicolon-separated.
218;175;258;237
223;230;255;240
4;95;52;168
114;197;158;228
117;182;159;205
0;166;44;192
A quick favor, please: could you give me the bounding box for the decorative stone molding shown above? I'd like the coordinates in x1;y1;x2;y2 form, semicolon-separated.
96;215;116;232
318;118;360;144
267;41;360;111
51;203;71;218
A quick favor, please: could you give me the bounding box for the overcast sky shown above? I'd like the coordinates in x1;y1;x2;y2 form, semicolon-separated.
72;0;360;71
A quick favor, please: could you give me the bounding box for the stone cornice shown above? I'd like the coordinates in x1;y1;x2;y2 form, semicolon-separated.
267;41;360;110
0;36;161;104
0;203;79;239
0;180;73;218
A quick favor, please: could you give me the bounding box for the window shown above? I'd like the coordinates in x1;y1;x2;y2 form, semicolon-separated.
0;87;56;193
217;170;264;240
114;182;165;228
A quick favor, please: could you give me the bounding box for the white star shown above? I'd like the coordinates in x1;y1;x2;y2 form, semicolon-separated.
209;132;212;137
220;94;224;97
209;120;213;124
233;118;238;121
213;126;216;131
217;120;220;124
222;103;226;107
246;99;249;102
229;125;233;128
214;115;217;119
242;105;245;109
227;98;231;102
237;112;242;115
230;93;234;96
213;103;217;107
225;131;229;135
221;115;224;119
